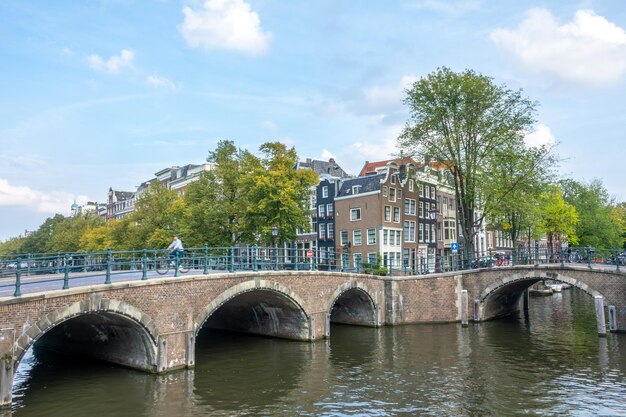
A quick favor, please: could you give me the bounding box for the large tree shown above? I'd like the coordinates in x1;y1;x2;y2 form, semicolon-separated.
238;142;318;244
560;179;622;248
188;140;254;246
398;67;549;258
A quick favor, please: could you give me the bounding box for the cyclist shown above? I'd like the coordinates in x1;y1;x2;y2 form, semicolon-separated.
167;234;184;266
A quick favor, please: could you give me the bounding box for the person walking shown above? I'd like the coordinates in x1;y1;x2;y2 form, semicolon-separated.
167;234;184;266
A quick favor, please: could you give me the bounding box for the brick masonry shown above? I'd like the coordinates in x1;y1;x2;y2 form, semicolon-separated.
1;265;625;406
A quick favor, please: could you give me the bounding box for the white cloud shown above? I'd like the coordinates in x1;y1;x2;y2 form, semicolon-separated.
349;75;416;123
179;0;272;55
261;120;277;131
147;75;177;91
336;125;403;175
87;49;135;74
491;8;626;86
0;179;88;214
524;123;556;148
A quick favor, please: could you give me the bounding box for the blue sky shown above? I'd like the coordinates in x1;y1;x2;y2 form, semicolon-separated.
1;0;625;241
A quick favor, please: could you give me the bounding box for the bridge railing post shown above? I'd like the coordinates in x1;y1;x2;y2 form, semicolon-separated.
13;257;22;297
105;247;112;285
229;247;235;273
203;244;209;274
174;251;180;277
62;255;70;289
142;249;148;280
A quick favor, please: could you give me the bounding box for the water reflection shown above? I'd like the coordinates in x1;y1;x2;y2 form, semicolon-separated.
9;288;626;416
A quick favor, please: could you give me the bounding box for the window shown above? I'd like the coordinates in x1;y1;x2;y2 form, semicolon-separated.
419;183;424;197
419;223;424;242
354;253;363;268
319;225;326;240
419;201;424;218
425;185;430;199
389;188;396;202
318;204;325;218
393;207;400;222
384;206;391;222
391;175;396;185
389;230;395;245
409;180;414;192
405;198;416;215
350;208;361;221
383;230;388;245
352;185;361;194
396;231;402;246
431;224;435;243
368;253;377;265
425;202;430;215
398;189;402;199
367;228;376;245
326;203;333;218
383;186;388;197
404;221;416;242
431;186;436;198
424;223;430;242
340;230;349;246
327;223;334;240
353;229;362;246
322;186;328;198
310;194;316;209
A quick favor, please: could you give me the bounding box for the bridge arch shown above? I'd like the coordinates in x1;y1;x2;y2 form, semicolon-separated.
476;270;608;321
327;281;381;328
194;280;311;341
14;297;158;373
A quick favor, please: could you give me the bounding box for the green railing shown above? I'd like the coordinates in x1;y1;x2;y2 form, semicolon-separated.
0;244;623;297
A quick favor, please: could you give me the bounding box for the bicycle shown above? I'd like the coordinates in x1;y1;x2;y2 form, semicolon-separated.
155;252;190;275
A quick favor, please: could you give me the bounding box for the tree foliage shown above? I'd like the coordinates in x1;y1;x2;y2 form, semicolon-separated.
398;67;547;257
560;178;622;248
538;185;580;246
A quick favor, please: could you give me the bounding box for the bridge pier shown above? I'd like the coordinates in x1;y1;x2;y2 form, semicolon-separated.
0;329;15;408
594;296;607;337
157;331;195;373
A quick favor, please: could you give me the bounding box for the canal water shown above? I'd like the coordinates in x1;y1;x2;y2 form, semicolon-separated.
7;288;626;416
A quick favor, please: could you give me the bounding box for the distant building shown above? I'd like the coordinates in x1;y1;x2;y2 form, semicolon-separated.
296;158;352;260
334;161;419;272
106;162;214;220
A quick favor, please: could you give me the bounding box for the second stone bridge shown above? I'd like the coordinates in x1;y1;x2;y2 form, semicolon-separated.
1;265;625;406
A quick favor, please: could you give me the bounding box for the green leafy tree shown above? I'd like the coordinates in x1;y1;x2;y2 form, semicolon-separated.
239;142;318;244
398;67;544;259
561;179;622;248
487;140;557;247
539;185;580;253
130;182;184;249
182;140;253;247
47;211;105;253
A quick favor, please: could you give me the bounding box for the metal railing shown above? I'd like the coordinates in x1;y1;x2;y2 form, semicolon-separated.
0;244;623;297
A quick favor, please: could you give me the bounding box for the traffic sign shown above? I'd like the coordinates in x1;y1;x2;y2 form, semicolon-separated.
306;250;313;258
450;242;459;253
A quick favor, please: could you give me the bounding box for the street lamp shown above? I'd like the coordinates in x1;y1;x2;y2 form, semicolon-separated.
271;226;279;270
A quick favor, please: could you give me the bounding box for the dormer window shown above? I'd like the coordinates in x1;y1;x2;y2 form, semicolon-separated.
352;185;361;194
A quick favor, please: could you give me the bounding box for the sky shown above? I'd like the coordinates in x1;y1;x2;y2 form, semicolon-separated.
1;0;625;242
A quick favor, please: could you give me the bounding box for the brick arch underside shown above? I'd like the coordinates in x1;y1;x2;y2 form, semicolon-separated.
14;298;158;374
329;282;379;327
477;271;607;321
194;280;311;341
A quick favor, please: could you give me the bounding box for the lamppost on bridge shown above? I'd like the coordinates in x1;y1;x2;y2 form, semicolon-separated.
271;225;279;270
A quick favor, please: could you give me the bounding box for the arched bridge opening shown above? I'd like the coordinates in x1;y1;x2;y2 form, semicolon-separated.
329;287;378;327
199;288;310;341
28;312;158;373
476;271;607;324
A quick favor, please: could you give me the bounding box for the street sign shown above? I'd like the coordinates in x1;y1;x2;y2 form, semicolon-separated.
450;242;459;253
306;250;313;258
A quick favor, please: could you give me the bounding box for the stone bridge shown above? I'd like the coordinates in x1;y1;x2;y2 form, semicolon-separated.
1;265;625;406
